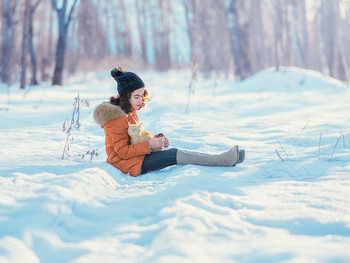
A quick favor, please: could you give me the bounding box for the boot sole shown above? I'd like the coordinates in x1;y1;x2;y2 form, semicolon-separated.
233;149;245;166
236;149;245;164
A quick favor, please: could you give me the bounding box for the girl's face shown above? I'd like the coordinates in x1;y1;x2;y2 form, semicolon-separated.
129;88;145;111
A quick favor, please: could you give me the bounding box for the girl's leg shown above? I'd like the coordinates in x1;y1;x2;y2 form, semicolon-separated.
176;146;240;167
140;148;178;174
141;146;244;175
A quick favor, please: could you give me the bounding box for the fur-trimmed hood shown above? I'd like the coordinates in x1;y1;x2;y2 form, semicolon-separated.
93;102;127;127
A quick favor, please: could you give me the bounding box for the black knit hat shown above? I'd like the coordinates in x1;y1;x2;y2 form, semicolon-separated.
111;67;145;96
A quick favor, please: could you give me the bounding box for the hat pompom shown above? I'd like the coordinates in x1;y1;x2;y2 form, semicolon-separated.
111;67;125;78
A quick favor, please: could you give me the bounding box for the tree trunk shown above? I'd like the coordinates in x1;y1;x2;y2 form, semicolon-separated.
321;0;338;77
1;0;11;83
52;28;67;85
183;0;196;65
119;0;132;57
249;0;265;72
148;0;161;67
337;46;349;82
198;0;214;75
77;0;107;61
135;1;148;64
274;0;283;71
184;0;232;77
41;3;54;81
157;0;171;70
290;0;304;67
226;0;252;79
51;0;78;85
301;0;308;67
20;0;31;89
1;0;18;84
28;0;42;85
283;3;291;65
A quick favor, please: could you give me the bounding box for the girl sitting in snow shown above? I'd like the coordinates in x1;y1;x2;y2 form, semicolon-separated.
93;67;245;177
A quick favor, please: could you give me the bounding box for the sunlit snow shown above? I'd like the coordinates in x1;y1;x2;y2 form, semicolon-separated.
1;67;349;263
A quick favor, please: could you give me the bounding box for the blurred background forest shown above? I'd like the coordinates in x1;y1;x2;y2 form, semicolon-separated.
1;0;350;87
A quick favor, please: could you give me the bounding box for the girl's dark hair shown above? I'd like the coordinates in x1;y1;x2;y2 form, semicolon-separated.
109;89;150;114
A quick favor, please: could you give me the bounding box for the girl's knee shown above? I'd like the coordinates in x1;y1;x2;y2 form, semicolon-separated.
168;148;177;153
167;148;178;156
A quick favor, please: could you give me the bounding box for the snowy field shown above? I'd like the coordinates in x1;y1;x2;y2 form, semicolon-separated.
1;67;350;263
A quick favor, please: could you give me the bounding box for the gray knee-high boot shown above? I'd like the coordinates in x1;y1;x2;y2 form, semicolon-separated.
176;145;239;167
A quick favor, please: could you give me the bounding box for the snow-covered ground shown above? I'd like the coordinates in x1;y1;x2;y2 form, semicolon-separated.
1;67;350;263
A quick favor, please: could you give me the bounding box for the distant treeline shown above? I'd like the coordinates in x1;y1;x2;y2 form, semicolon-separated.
1;0;349;87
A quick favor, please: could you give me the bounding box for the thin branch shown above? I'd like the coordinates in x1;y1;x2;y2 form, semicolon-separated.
275;149;284;161
318;131;322;155
185;61;198;114
277;139;288;157
293;121;309;146
330;133;345;159
62;94;80;159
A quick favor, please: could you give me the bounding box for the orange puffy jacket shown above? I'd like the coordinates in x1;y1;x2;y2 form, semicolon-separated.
93;102;150;176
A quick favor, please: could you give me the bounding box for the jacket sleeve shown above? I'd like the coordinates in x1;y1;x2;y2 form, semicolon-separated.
105;117;150;159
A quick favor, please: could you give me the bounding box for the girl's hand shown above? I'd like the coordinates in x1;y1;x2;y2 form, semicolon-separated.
163;136;169;148
155;133;169;148
149;137;165;149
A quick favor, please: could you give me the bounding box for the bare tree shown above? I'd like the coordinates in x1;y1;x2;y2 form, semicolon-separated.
21;0;42;89
320;0;349;81
148;0;162;68
226;0;252;79
290;0;305;68
135;0;148;64
321;0;339;78
300;0;308;67
338;0;350;82
307;1;323;73
28;0;42;85
50;0;78;85
20;0;31;89
110;0;132;57
119;0;132;57
249;0;265;73
186;0;218;74
77;0;108;58
206;0;233;75
184;0;232;77
283;2;292;66
38;0;54;81
155;0;171;70
1;0;19;84
273;0;283;71
183;0;196;65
